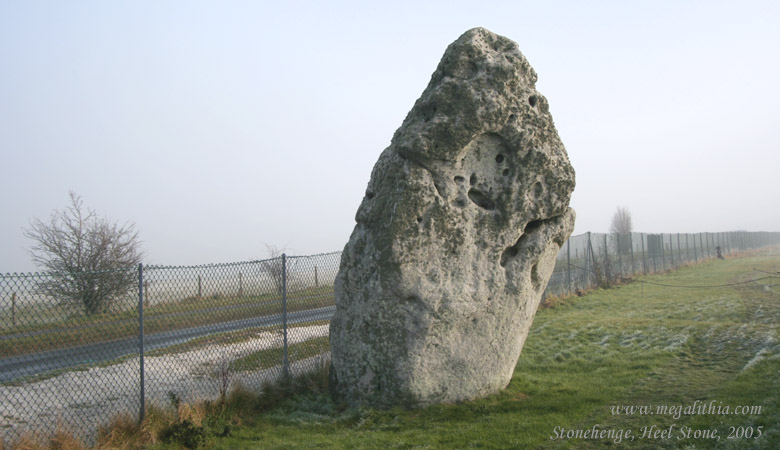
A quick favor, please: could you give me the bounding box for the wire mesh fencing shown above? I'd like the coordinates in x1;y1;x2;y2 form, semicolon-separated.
0;252;339;445
0;268;142;445
2;231;779;444
544;231;780;300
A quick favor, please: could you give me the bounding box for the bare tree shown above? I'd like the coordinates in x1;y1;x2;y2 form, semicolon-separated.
260;244;296;296
610;206;633;255
24;192;143;315
610;206;633;234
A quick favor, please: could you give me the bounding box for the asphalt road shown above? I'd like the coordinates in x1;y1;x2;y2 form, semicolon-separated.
2;293;333;342
0;305;335;384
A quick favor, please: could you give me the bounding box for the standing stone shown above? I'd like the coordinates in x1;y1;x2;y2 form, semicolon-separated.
329;27;576;408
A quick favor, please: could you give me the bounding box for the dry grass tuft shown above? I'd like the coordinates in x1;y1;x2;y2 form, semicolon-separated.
94;402;177;449
141;402;175;442
8;432;47;450
95;413;144;450
5;426;85;450
48;429;84;450
178;401;208;427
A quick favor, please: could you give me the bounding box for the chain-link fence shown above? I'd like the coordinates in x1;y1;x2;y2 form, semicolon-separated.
2;231;779;444
0;251;340;444
545;231;780;299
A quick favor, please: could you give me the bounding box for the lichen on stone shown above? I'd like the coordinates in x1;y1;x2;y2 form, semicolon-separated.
329;27;576;408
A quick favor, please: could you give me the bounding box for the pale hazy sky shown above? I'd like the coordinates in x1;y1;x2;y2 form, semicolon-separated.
2;1;779;272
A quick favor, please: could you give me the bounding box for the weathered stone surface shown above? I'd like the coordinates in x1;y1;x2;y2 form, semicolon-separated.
329;27;576;408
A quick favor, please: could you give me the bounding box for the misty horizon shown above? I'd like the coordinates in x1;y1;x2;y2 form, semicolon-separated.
2;1;779;273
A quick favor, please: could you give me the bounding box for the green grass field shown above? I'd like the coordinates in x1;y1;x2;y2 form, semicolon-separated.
1;285;335;358
143;249;780;449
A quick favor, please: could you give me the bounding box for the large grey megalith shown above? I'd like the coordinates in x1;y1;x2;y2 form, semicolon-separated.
329;27;576;408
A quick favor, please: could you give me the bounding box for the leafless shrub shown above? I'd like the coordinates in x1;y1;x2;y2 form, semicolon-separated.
214;359;233;402
24;192;142;315
610;206;633;235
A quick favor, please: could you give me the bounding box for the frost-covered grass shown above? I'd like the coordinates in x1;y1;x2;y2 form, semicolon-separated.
187;248;777;450
6;249;779;449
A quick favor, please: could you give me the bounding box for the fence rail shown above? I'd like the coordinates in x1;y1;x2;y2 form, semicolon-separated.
1;231;779;444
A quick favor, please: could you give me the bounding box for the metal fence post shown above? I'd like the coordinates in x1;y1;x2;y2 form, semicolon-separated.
652;235;658;273
567;239;571;295
693;233;698;261
676;234;681;267
711;232;715;256
641;233;648;274
616;234;623;277
716;232;721;256
603;234;609;283
629;233;635;275
669;234;674;268
585;232;592;287
659;234;665;271
282;253;289;379
700;234;706;260
138;263;145;424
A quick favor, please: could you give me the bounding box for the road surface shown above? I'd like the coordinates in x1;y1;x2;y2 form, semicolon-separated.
0;305;335;384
